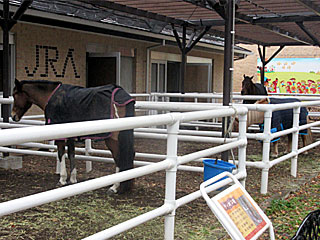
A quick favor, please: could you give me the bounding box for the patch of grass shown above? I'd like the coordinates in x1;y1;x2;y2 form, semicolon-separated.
247;154;262;162
265;179;320;239
0;190;220;240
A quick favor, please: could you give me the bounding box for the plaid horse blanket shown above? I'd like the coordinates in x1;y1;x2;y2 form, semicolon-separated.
260;98;308;141
45;83;135;139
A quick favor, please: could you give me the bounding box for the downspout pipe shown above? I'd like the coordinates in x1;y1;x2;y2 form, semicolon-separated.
146;40;166;93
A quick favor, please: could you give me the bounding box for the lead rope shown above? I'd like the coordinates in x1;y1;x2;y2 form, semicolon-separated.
224;106;238;170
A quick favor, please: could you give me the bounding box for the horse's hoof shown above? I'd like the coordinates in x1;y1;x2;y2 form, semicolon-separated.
56;182;66;187
106;188;117;196
271;153;278;158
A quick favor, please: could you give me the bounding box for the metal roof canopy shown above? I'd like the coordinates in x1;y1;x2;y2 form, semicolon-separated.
77;0;320;47
69;0;320;86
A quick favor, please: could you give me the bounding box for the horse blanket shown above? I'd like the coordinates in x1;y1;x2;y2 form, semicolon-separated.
255;83;268;95
259;98;308;141
45;83;135;139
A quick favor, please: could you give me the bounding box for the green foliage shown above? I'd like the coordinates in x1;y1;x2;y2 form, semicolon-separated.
265;180;320;239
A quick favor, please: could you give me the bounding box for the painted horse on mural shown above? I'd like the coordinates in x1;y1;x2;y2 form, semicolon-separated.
11;79;135;194
239;98;312;157
241;74;268;104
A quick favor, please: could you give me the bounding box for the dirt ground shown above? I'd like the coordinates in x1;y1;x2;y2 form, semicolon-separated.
0;135;319;239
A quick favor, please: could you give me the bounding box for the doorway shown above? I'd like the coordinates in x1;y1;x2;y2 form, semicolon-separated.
86;52;120;88
151;61;166;92
186;63;212;93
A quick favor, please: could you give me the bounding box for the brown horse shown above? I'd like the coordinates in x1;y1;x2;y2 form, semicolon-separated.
241;75;268;104
11;79;135;194
243;98;312;157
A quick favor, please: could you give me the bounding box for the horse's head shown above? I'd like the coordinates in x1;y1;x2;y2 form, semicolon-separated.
241;75;255;95
11;79;32;122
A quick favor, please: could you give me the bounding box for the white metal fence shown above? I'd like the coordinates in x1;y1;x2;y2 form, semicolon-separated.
135;93;320;194
1;92;320;238
0;102;248;239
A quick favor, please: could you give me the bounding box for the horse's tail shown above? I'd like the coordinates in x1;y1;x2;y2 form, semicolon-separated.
118;101;135;193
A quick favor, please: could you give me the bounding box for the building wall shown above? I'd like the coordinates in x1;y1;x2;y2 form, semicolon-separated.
233;44;320;92
13;23;227;93
12;23;150;114
13;23;149;92
213;54;224;93
149;46;225;93
14;23;86;86
10;22;230;114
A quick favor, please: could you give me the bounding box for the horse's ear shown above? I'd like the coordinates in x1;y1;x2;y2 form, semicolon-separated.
243;74;246;78
15;79;22;91
250;76;254;80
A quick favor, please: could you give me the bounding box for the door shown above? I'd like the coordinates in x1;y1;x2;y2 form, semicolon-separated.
186;63;212;93
87;52;120;88
151;61;166;92
167;61;181;93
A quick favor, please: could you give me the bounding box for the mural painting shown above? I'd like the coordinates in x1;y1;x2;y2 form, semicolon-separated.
257;58;320;94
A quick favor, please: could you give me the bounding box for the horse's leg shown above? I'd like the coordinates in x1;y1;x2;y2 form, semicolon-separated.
105;102;135;194
56;140;68;186
117;128;135;193
116;102;135;193
271;141;279;157
67;139;77;184
105;129;135;194
287;134;292;153
105;136;120;194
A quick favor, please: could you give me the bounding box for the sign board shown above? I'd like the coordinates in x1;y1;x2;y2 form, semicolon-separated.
213;184;269;240
200;172;274;240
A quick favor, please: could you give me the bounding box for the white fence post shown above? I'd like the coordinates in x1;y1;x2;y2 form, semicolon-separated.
291;107;300;177
261;110;272;194
85;139;92;173
237;111;248;187
164;118;180;240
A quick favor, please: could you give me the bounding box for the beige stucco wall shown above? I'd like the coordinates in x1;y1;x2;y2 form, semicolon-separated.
13;22;226;94
213;54;224;92
148;46;225;93
12;23;150;114
9;22;231;115
13;23;149;92
234;44;320;92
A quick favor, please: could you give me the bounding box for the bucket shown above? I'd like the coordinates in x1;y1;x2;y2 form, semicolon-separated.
203;159;236;183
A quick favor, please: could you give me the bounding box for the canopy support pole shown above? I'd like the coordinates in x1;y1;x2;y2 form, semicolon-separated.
258;45;285;85
222;0;235;162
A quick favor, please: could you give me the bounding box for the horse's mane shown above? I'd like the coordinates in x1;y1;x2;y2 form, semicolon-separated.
19;80;62;92
20;80;62;86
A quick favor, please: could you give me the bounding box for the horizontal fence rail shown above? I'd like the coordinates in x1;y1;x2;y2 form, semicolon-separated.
0;105;248;240
1;92;320;237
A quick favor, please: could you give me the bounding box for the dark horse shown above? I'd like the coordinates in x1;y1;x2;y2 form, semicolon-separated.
241;75;268;104
244;98;312;157
11;79;135;194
